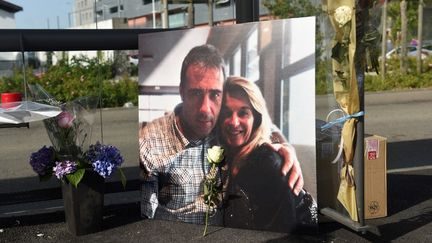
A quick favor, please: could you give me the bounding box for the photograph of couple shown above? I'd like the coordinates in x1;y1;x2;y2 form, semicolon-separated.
138;17;318;234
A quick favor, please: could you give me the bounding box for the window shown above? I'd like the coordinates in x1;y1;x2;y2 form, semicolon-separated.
246;28;259;81
110;6;118;14
169;13;186;28
232;47;241;76
215;0;231;8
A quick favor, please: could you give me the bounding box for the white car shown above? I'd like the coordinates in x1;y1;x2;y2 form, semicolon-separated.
128;54;139;66
386;45;431;60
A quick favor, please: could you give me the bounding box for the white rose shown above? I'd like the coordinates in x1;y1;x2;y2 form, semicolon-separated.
207;146;224;165
334;5;352;27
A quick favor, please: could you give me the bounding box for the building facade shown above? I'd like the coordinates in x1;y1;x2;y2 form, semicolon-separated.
0;0;22;29
73;0;269;29
0;1;23;76
73;0;96;26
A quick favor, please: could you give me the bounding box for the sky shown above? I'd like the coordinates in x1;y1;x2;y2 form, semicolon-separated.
10;0;72;29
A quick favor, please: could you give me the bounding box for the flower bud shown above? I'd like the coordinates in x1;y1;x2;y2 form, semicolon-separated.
57;111;75;128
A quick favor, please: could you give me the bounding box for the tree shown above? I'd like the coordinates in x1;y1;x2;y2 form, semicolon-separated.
387;0;432;45
417;0;424;73
386;0;432;74
400;0;408;74
262;0;322;57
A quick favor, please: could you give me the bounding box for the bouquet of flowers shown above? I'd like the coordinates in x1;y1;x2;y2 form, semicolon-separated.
28;84;126;188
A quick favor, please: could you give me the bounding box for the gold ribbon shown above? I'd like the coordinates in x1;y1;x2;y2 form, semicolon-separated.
327;0;359;222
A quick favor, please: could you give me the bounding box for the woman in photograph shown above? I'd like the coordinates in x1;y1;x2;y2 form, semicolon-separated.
219;76;317;233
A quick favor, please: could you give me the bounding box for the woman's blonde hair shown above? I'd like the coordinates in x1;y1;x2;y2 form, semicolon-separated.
221;76;272;162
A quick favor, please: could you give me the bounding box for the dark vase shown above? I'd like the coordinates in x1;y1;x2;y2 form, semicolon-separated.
61;170;105;236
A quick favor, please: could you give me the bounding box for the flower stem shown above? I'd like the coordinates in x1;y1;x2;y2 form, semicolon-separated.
203;205;210;236
203;163;215;237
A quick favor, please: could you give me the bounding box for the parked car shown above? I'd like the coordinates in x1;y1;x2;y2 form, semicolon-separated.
422;41;432;52
128;54;139;66
385;45;431;60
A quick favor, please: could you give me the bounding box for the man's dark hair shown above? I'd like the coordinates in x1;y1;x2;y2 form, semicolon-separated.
180;44;226;87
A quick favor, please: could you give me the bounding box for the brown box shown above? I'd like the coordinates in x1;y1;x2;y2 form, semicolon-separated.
364;135;387;219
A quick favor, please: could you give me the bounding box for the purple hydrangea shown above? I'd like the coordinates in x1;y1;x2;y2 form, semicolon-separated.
87;142;124;178
29;146;55;176
53;160;77;179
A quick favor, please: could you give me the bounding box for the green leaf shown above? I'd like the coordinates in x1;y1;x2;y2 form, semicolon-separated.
66;168;85;188
118;168;127;190
204;183;209;195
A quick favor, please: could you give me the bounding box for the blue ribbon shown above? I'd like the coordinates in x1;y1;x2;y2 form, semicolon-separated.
320;111;365;131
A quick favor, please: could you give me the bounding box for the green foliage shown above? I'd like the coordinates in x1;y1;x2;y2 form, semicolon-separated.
263;0;324;58
317;69;432;94
387;0;432;44
101;76;138;107
30;56;114;102
129;63;139;77
316;55;432;94
316;59;332;95
0;55;138;108
365;71;432;91
364;56;432;91
263;0;319;18
0;69;26;93
66;168;85;188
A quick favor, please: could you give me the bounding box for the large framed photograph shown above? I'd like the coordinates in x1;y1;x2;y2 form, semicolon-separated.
138;17;317;233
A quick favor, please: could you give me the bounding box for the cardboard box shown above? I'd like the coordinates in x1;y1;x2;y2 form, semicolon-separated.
364;135;387;219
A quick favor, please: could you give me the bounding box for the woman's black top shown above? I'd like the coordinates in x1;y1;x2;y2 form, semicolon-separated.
223;145;317;233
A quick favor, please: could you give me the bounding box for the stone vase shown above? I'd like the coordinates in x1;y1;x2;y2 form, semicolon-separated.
61;170;104;236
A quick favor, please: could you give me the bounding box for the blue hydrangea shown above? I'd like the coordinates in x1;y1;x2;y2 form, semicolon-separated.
53;160;77;179
87;142;124;178
29;146;55;176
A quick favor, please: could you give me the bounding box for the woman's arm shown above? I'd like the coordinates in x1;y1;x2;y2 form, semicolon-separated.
266;125;304;195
